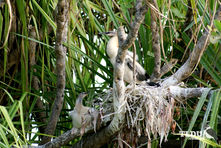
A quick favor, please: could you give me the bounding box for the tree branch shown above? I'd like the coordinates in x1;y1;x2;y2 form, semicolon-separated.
29;26;47;139
168;86;212;100
162;4;221;87
160;58;178;77
150;4;161;81
120;2;148;52
183;0;193;37
41;0;69;144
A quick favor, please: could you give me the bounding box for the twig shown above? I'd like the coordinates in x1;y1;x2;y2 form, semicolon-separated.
159;58;178;78
133;43;136;88
181;0;209;62
162;4;221;87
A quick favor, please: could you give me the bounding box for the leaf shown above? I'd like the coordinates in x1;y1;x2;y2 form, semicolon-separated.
101;0;119;28
214;20;221;32
171;7;185;18
182;88;211;148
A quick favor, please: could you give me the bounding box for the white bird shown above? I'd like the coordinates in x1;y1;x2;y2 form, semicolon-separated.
102;31;150;84
69;93;99;135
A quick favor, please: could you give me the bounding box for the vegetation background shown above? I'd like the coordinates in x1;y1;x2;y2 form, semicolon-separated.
0;0;220;147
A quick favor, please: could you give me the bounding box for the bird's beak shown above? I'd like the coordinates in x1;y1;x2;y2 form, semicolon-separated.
98;32;108;37
82;93;88;98
98;31;116;37
98;32;106;35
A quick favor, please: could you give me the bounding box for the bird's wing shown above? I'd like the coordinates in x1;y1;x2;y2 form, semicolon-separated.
125;56;149;81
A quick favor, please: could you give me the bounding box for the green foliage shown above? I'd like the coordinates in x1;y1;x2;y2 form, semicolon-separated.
0;0;220;147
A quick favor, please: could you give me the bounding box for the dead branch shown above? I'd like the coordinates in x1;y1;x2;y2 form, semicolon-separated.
162;4;221;87
41;0;69;144
160;58;178;77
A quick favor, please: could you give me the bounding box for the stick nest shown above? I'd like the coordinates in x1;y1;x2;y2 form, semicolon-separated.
100;83;176;145
125;83;175;145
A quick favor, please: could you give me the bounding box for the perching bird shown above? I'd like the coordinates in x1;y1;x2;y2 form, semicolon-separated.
102;31;138;65
69;92;99;135
203;124;219;143
102;31;155;84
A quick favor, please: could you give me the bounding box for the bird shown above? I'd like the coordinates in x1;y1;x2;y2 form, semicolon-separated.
69;92;99;135
203;124;219;143
101;31;159;86
101;31;138;65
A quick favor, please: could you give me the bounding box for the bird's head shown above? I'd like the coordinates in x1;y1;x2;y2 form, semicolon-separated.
76;92;88;105
99;31;117;37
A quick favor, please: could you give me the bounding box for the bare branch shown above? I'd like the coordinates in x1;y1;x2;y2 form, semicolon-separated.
160;58;178;77
162;4;221;87
29;26;47;138
133;43;136;86
120;4;148;52
150;6;161;81
168;86;212;100
41;0;69;144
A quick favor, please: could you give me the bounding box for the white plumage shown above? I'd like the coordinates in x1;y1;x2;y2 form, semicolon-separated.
69;93;99;135
69;93;90;129
104;31;149;84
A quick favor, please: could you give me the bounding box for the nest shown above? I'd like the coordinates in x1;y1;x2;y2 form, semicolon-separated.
125;83;175;145
99;83;176;146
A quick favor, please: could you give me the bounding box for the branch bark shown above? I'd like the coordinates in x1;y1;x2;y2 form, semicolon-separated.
184;0;193;37
150;1;161;81
29;26;47;139
162;5;221;87
168;86;212;100
41;0;69;144
160;58;178;78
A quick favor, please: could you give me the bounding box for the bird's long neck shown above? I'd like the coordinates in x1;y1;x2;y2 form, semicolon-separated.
75;98;83;112
106;35;119;60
